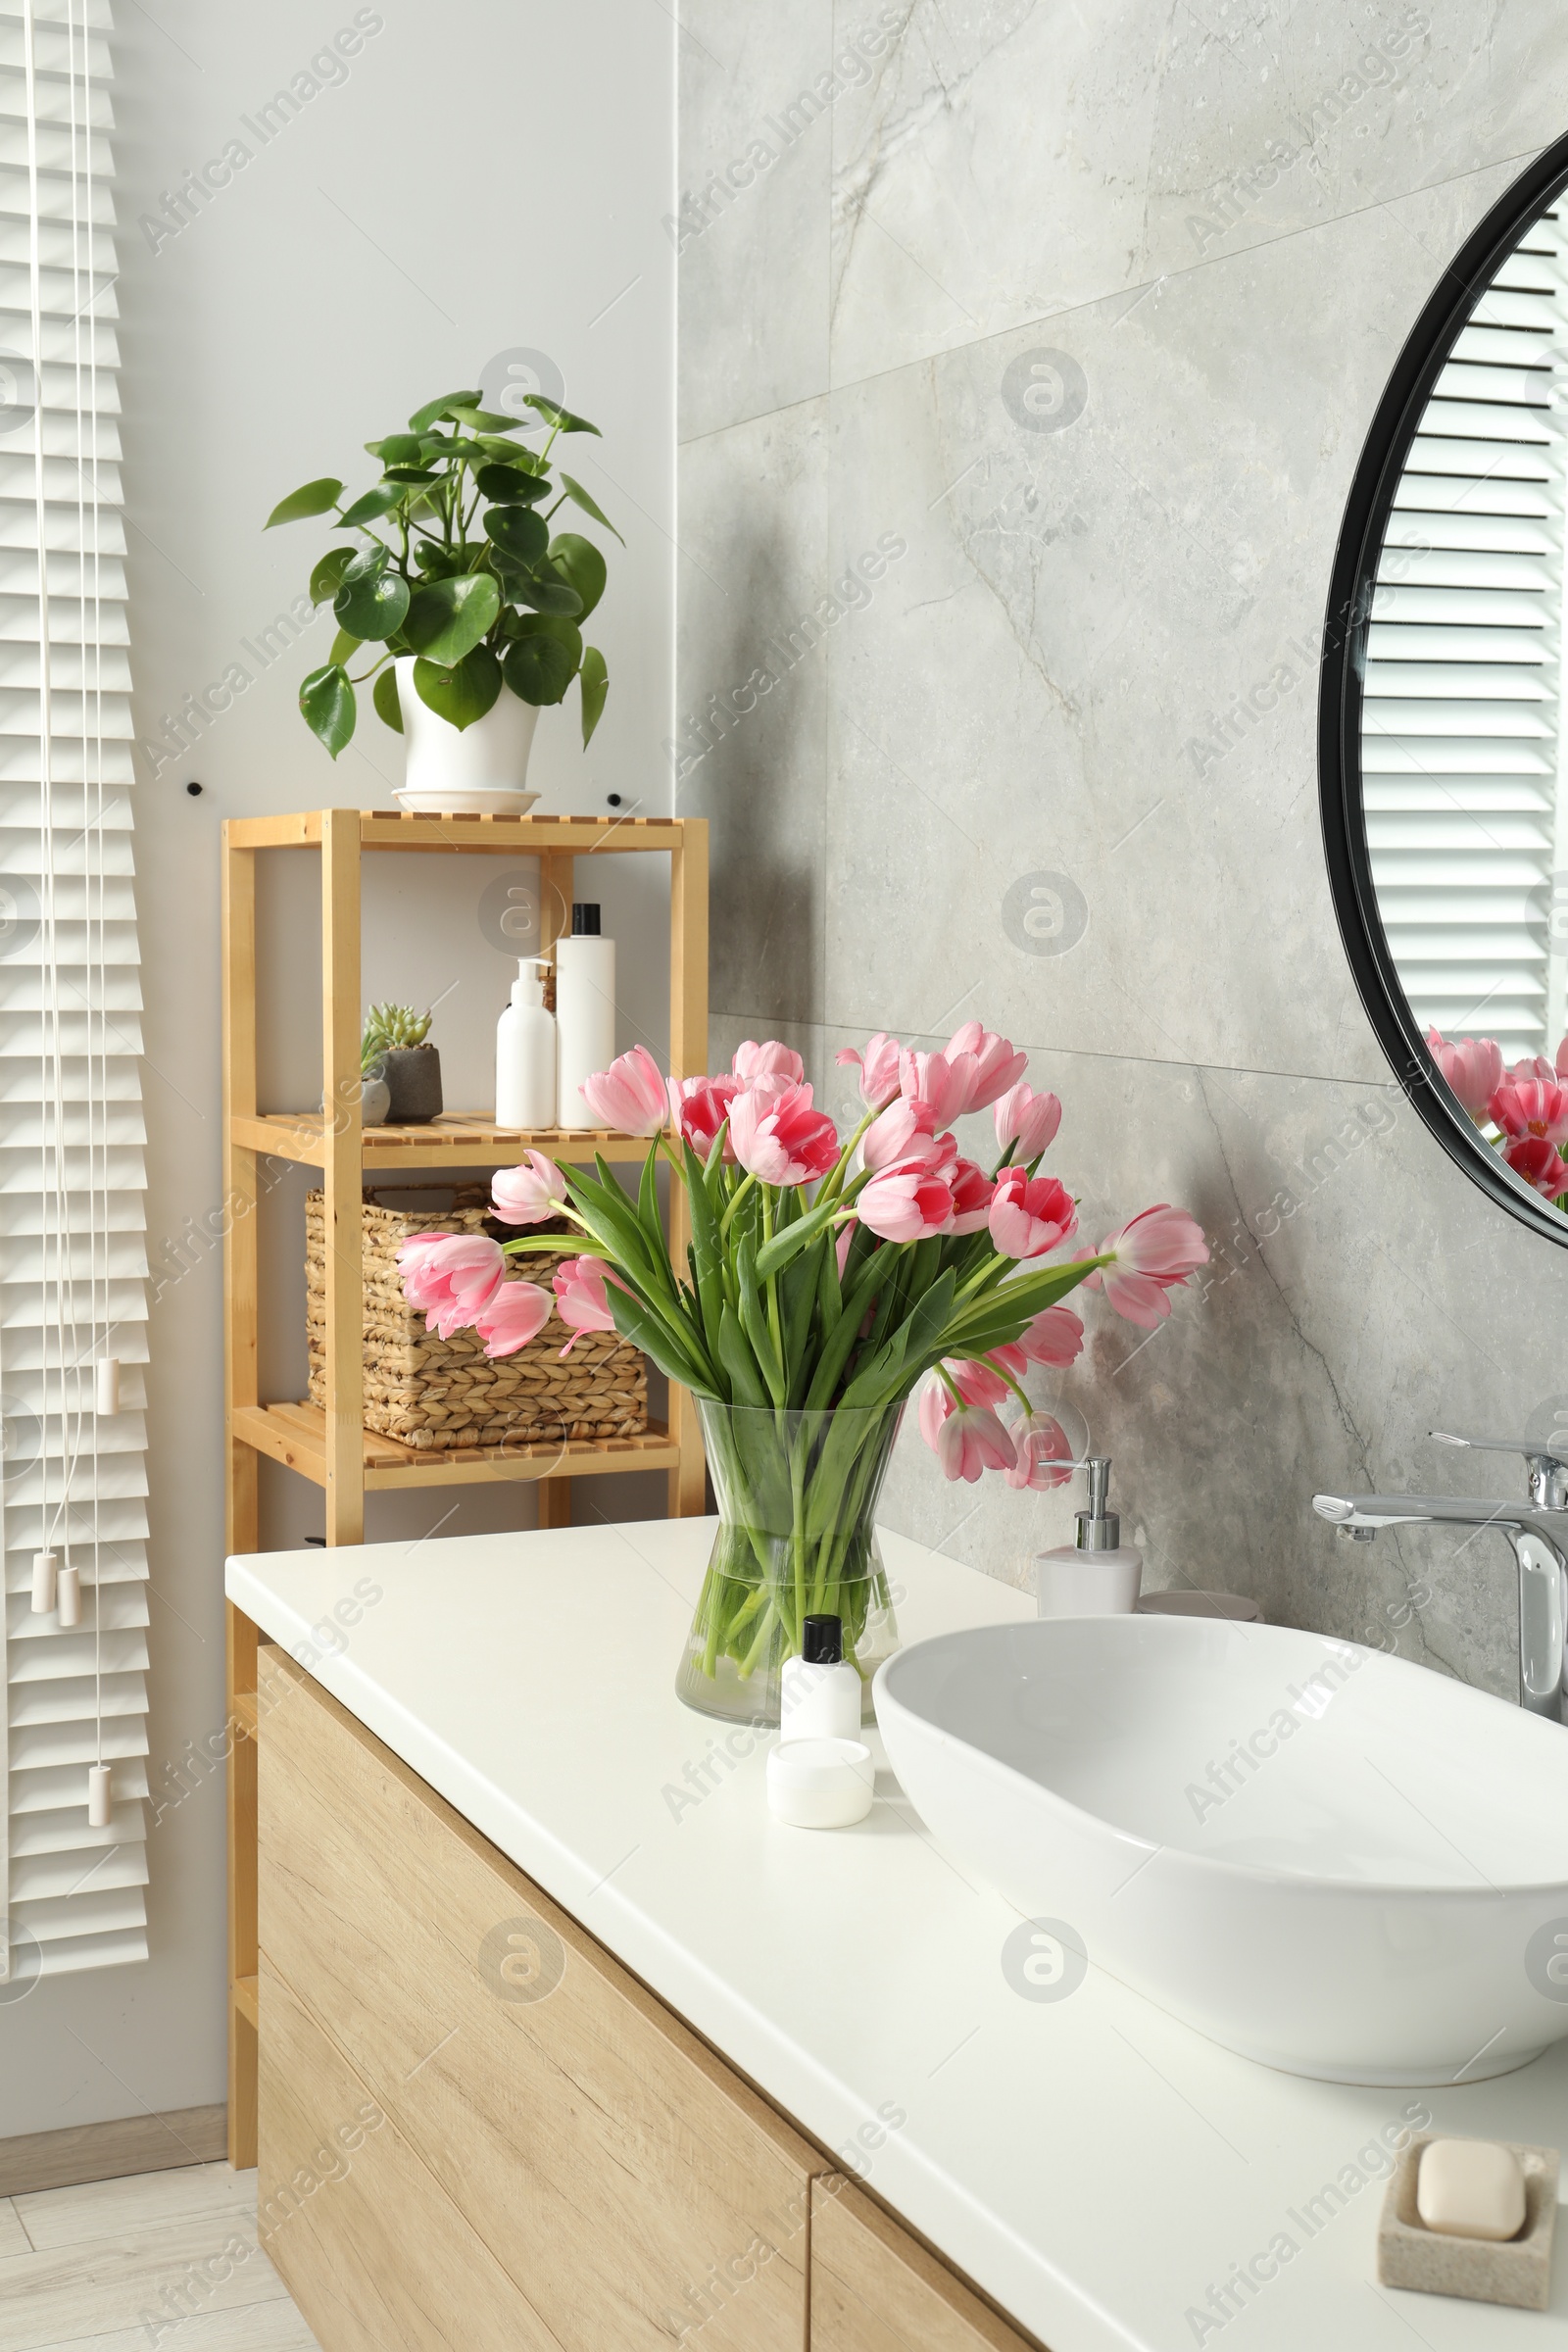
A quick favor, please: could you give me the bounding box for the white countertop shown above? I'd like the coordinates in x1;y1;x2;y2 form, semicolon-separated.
227;1520;1568;2352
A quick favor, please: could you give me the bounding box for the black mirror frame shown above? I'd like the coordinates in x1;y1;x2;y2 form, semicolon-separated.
1319;130;1568;1248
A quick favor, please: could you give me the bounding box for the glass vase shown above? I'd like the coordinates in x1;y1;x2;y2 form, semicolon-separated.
675;1400;904;1727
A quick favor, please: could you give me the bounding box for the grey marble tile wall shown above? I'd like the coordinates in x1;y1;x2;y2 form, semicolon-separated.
679;3;1568;1690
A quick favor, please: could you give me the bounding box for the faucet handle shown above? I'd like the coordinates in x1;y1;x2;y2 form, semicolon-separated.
1431;1430;1568;1506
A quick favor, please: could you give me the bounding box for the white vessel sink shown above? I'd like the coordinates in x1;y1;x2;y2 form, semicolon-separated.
874;1615;1568;2084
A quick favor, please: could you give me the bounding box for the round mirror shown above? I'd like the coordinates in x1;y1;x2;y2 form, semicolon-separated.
1322;134;1568;1246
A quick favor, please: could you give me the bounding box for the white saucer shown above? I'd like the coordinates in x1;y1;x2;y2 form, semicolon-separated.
393;788;540;816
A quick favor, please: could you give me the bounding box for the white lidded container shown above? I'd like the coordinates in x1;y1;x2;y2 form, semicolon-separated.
495;956;556;1130
556;903;616;1130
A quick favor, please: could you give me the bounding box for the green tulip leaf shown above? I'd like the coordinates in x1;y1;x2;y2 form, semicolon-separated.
309;546;357;605
300;662;356;759
366;434;425;465
476;462;550;506
328;626;363;666
339;484;401;528
503;631;576;707
266;476;344;528
560;474;624;545
403;572;501;664
408;388;482;432
548;532;607;620
334;562;411;643
483;504;549;566
372;663;404;733
523;394;601;437
579;645;609;745
413;644;503;730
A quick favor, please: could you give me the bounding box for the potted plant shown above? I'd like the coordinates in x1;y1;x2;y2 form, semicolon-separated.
395;1024;1208;1723
363;1003;441;1125
265;383;620;812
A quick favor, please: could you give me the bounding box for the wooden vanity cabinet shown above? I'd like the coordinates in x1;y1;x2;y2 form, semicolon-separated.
255;1646;1043;2352
810;2176;1038;2352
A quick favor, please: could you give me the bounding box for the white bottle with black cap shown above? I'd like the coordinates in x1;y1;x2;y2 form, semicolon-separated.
556;901;616;1130
1034;1457;1143;1617
780;1613;863;1740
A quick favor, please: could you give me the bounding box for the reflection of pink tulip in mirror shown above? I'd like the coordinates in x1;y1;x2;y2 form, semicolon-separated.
1428;1026;1568;1209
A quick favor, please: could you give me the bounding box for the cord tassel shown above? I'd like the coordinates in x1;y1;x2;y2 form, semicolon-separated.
86;1763;112;1829
56;1562;81;1626
30;1550;57;1614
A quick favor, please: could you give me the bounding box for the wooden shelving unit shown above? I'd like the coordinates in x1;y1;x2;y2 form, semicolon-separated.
220;807;709;2167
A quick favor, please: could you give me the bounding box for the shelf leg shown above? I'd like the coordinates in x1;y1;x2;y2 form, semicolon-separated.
321;811;365;1549
536;1477;572;1530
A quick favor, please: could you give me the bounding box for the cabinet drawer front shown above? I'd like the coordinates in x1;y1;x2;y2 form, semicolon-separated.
259;1956;561;2351
810;2178;1039;2352
258;1653;812;2352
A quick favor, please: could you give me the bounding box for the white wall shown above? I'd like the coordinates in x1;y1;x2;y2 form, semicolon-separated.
0;0;674;2139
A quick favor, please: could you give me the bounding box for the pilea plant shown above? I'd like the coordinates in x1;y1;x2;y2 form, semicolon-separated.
265;384;620;760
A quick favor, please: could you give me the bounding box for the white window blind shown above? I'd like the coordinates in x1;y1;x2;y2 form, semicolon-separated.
0;0;149;1988
1363;209;1568;1064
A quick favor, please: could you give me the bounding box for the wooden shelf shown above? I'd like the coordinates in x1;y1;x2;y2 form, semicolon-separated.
233;1110;655;1171
234;1400;679;1491
226;808;687;854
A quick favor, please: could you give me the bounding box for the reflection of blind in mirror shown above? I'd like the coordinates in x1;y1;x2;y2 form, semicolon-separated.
1363;206;1568;1063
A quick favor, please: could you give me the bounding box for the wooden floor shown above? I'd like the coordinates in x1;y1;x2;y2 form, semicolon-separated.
0;2162;320;2351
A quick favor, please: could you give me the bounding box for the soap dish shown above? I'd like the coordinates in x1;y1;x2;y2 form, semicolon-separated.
1377;2134;1558;2309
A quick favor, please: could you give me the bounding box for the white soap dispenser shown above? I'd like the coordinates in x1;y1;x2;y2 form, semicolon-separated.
496;957;557;1130
556;902;616;1130
1034;1457;1144;1617
780;1614;863;1740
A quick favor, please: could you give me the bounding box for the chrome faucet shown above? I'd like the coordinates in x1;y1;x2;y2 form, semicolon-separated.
1312;1432;1568;1723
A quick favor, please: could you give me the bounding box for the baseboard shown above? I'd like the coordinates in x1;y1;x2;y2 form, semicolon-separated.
0;2103;228;2197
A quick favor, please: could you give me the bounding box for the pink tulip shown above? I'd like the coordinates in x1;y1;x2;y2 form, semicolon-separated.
1559;1037;1568;1083
988;1167;1078;1259
728;1080;840;1186
1016;1303;1085;1367
732;1039;805;1086
858;1157;954;1242
491;1150;567;1227
472;1280;554;1359
580;1044;668;1135
1510;1054;1558;1085
897;1047;971;1127
668;1072;741;1160
552;1254;630;1353
1426;1028;1504;1121
936;1401;1016;1483
1505;1135;1568;1200
835;1221;857;1280
945;1021;1029;1114
835;1033;903;1109
1488;1078;1568;1147
1004;1412;1074;1492
994;1081;1061;1161
860;1096;938;1172
1088;1204;1208;1328
944;1355;1010;1408
397;1231;505;1338
947;1156;995;1234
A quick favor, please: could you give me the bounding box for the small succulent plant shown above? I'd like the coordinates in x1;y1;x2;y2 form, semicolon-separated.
362;1003;432;1071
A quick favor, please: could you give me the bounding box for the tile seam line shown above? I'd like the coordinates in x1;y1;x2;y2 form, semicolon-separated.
673;136;1551;452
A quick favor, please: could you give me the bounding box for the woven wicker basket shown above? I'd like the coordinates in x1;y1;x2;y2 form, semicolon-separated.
305;1185;648;1451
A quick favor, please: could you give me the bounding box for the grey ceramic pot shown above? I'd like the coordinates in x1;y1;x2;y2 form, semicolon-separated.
377;1045;442;1124
360;1070;392;1127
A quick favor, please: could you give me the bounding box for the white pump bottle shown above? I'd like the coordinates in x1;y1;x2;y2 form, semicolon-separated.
495;957;557;1130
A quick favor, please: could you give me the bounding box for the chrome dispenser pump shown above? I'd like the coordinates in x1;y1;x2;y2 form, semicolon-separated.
1075;1457;1121;1552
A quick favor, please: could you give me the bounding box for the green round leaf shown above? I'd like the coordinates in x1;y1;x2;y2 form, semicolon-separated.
403;572;501;665
300;662;356;759
414;644;503;730
372;664;404;733
484;505;549;566
510;612;582;662
334;564;411;643
309;547;357;606
503;632;576;707
383;466;439;485
509;565;583;618
341;542;390;583
547;532;607;620
579;645;609;746
328;625;363;666
447;406;527;433
266;476;343;528
414;540;466;579
523;394;601;437
366;433;425;465
408;388;482;432
476;463;550;506
560;473;624;545
339;484;401;529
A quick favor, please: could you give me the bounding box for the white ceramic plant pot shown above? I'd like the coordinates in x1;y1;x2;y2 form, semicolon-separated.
394;656;540;815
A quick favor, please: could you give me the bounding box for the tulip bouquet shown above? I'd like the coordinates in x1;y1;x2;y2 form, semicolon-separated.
1427;1028;1568;1208
397;1023;1206;1721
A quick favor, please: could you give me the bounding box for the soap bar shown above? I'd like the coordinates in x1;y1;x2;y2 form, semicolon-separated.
1417;2138;1527;2242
